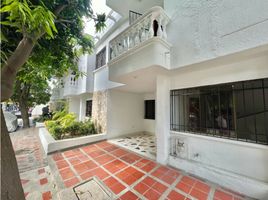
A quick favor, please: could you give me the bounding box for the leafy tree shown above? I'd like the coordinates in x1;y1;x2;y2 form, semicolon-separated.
0;0;105;199
11;75;51;128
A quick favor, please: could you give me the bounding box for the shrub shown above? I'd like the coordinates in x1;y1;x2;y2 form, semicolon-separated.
33;115;50;123
45;111;97;139
65;121;81;136
58;113;76;128
84;120;97;135
49;125;64;140
52;109;68;121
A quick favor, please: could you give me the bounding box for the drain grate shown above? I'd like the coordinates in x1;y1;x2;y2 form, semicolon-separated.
73;178;112;200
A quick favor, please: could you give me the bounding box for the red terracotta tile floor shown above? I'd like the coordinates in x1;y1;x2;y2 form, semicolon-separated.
50;141;248;200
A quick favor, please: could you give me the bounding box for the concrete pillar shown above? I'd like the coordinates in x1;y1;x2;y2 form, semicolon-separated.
79;96;86;121
69;97;80;120
156;75;170;165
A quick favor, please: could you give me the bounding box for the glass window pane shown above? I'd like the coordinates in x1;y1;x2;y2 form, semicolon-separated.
244;80;262;89
256;113;265;135
234;90;244;117
253;89;264;112
245;116;256;142
244;90;254;115
265;88;268;110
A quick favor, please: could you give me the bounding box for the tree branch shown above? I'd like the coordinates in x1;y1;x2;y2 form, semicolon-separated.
55;19;75;24
54;4;68;16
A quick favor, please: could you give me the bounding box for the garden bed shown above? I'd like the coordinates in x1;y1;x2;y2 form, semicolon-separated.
39;128;107;154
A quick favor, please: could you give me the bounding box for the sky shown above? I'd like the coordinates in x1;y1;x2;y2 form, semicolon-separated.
84;0;111;36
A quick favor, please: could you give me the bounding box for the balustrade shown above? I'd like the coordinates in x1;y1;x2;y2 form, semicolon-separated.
109;6;169;61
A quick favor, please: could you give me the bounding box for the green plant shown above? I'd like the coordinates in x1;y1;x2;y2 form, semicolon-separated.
33;115;50;123
58;113;76;128
65;121;81;136
49;125;63;140
52;109;68;121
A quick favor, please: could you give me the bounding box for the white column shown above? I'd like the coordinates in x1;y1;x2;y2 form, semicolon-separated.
156;75;170;165
79;97;84;121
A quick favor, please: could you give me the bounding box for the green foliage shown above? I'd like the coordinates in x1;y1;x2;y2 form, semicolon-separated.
58;113;76;128
45;110;97;140
52;109;68;120
49;124;63;140
65;121;81;136
1;0;57;39
33;115;50;123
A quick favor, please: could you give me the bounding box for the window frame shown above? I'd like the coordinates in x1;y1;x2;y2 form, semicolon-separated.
144;100;155;120
86;100;93;117
170;78;268;145
95;47;106;69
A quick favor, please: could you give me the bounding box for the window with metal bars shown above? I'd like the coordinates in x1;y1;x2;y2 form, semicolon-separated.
170;78;268;145
95;47;106;69
86;100;92;117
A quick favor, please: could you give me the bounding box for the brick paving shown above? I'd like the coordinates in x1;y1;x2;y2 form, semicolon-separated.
49;141;249;200
10;128;57;200
10;128;251;200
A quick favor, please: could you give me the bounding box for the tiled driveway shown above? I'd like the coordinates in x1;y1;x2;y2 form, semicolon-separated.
50;141;247;200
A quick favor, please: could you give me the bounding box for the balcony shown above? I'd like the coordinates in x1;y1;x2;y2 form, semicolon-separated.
63;75;79;97
108;6;171;82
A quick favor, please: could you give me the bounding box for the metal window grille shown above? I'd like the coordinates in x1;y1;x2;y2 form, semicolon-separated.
96;47;106;69
170;78;268;145
86;100;92;117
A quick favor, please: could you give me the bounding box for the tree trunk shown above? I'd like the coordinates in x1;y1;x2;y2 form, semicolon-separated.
1;37;34;102
1;109;26;200
20;101;30;128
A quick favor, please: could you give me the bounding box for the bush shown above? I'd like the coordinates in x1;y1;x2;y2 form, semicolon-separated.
33;115;50;123
58;113;76;128
45;110;97;139
65;121;81;136
49;125;64;140
52;109;68;121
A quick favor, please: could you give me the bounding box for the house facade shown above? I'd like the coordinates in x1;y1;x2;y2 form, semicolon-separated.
51;0;268;198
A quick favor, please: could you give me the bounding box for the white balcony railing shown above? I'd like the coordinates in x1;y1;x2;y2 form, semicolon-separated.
63;74;79;96
109;6;170;62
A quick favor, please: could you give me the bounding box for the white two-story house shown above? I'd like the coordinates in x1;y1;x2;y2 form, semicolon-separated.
51;0;268;198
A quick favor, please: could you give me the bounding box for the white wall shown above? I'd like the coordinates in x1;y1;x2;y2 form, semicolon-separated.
107;90;144;138
68;97;80;119
164;0;268;69
86;54;95;93
93;66;123;92
169;132;268;199
77;55;88;94
162;47;268;198
144;93;156;134
156;75;170;164
170;48;268;90
79;94;93;121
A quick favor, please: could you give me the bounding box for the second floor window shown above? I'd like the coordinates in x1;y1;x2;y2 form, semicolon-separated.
96;47;106;69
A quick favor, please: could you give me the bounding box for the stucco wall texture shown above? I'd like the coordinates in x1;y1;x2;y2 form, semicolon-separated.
92;90;108;133
164;0;268;69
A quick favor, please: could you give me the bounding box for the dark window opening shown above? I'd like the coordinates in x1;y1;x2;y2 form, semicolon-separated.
86;100;92;117
96;47;106;69
170;78;268;145
145;100;155;120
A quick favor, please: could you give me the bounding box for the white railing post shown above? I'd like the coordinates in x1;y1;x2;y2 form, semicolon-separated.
157;15;163;38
